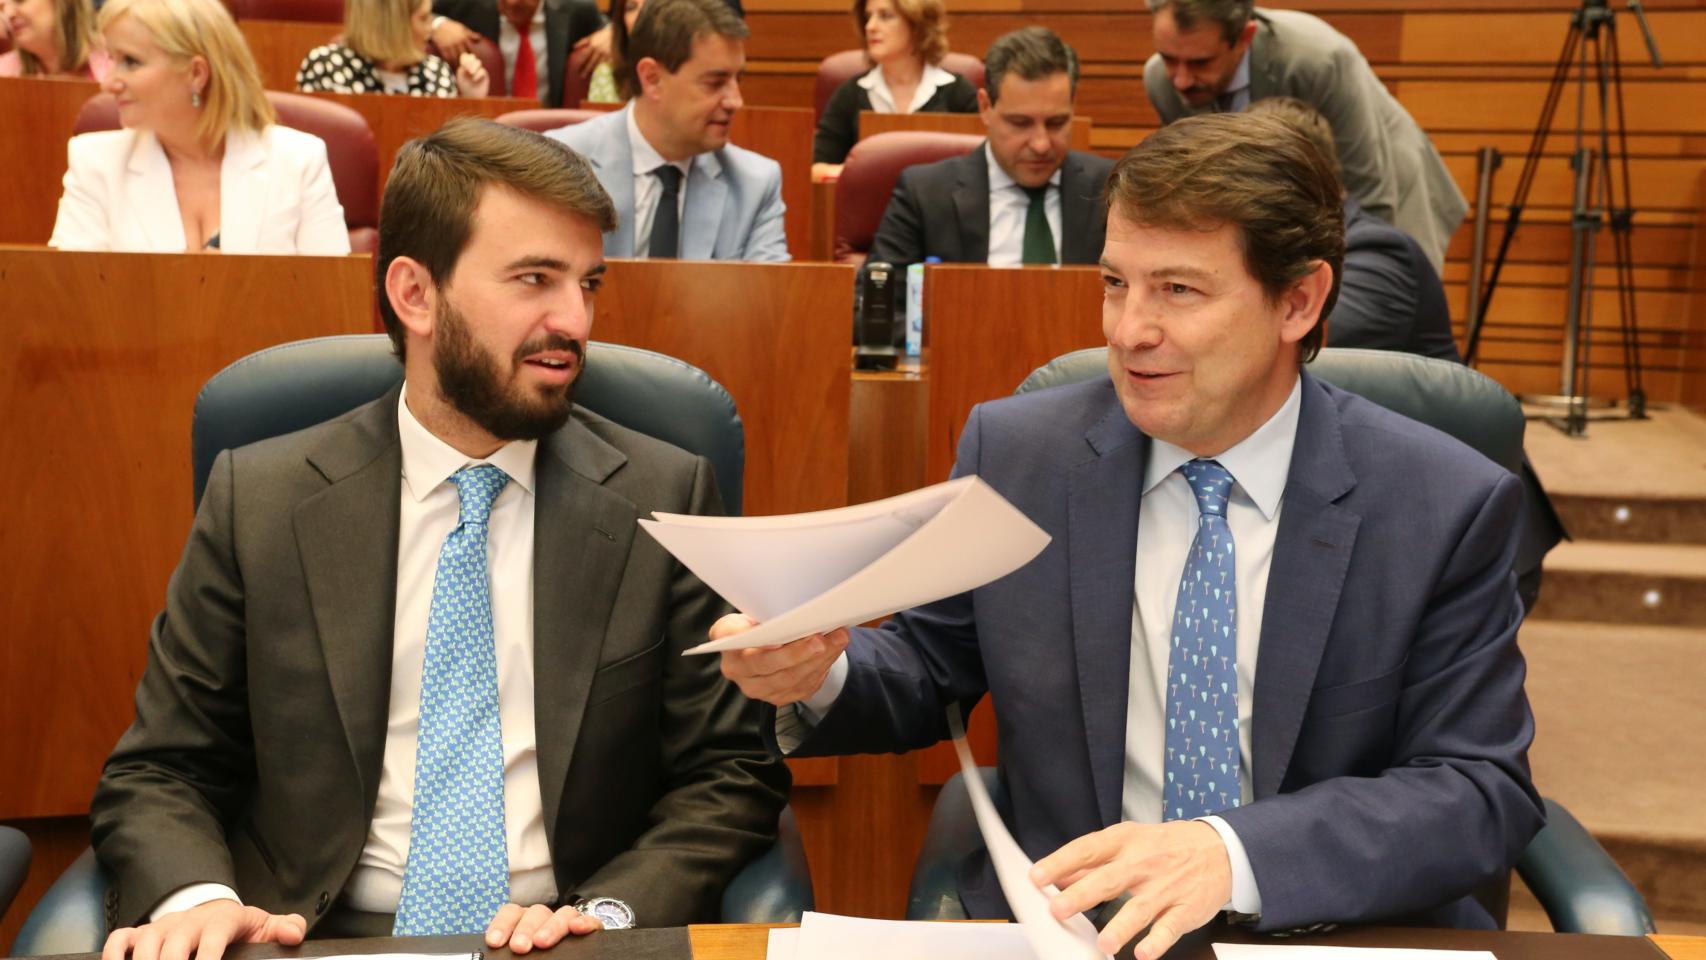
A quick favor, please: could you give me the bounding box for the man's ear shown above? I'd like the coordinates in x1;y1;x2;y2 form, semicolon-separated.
385;256;438;341
635;56;665;98
976;86;994;125
1233;19;1258;55
1279;259;1333;346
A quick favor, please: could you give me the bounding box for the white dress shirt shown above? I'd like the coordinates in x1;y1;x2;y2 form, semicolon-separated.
984;143;1063;267
1122;376;1301;916
498;4;550;103
777;378;1304;920
151;388;558;920
858;62;958;115
627;106;692;258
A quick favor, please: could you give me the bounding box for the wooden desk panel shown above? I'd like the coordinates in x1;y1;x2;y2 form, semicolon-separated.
0;249;374;820
728;107;816;262
0;77;100;245
860;111;1093;153
239;19;339;92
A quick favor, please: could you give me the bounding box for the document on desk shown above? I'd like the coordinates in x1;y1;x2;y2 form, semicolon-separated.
1212;947;1496;959
772;912;1036;960
947;710;1109;960
639;476;1051;654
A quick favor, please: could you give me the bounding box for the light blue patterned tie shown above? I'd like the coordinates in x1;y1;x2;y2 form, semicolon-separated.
394;464;511;936
1162;459;1242;821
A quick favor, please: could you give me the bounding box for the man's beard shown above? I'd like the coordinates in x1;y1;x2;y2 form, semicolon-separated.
433;298;581;442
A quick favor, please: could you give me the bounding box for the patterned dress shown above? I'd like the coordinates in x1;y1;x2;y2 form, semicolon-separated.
296;43;459;97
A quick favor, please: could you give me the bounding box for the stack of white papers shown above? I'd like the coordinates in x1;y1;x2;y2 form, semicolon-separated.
639;476;1051;654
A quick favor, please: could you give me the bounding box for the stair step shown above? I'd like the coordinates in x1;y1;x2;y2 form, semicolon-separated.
1531;541;1706;626
1551;493;1706;546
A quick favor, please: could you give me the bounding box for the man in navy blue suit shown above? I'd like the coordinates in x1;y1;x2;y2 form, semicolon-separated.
718;112;1543;960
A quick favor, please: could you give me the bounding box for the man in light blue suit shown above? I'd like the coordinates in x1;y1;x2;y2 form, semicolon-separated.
719;113;1542;959
546;0;788;262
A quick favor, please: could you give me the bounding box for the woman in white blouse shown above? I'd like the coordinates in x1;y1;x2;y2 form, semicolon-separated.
49;0;350;254
810;0;976;179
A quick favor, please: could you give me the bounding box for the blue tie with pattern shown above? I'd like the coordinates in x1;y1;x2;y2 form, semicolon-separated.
394;464;512;935
1162;459;1242;821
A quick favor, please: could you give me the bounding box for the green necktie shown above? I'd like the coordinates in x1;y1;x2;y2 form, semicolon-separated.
1021;185;1057;265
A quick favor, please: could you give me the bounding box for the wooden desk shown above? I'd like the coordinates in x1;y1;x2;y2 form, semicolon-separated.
0;248;374;821
0;76;100;245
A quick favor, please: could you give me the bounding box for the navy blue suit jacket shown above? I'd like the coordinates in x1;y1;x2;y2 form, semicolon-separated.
788;371;1543;932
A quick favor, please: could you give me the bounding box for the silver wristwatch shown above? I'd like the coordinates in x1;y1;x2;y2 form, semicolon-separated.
573;896;635;930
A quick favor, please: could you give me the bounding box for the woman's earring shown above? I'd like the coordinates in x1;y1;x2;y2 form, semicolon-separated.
191;89;202;108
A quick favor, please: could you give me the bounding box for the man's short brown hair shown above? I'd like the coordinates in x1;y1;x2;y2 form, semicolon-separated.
624;0;748;93
1146;0;1253;44
1248;96;1342;180
1106;113;1345;362
984;26;1078;103
377;117;618;360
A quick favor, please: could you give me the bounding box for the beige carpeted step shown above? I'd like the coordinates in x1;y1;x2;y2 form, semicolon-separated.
1531;541;1706;626
1518;619;1706;923
1551;494;1706;545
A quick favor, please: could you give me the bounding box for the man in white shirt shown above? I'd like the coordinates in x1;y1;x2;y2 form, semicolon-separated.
867;27;1113;269
90;117;788;960
546;0;789;262
719;113;1542;958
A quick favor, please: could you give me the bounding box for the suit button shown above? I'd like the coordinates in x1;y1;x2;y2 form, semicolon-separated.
316;892;330;915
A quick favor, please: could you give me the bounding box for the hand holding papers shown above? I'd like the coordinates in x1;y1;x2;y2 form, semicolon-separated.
639;477;1050;655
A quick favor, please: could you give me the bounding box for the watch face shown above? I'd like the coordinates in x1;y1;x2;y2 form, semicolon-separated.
584;898;634;929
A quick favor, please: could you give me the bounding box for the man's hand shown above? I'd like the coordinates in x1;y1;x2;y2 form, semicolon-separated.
1030;820;1232;960
101;900;305;960
572;23;615;76
485;902;604;954
714;613;848;706
430;17;479;63
456;52;491;97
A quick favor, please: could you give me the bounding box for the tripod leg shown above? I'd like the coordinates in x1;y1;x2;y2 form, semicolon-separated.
1604;18;1648;416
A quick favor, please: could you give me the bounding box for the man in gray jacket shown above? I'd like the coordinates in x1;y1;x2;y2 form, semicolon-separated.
1142;0;1466;271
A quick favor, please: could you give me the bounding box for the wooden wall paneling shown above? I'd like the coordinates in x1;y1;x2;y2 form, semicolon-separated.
727;107;817;262
0;816;90;954
0;249;375;821
239;19;339;92
1682;169;1706;414
859;111;1092;152
1397;11;1706;65
0;77;99;246
301;91;536;192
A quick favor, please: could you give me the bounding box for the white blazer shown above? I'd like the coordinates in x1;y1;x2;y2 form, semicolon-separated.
49;125;351;255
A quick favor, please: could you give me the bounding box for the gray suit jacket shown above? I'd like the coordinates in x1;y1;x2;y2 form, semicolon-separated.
547;105;790;262
431;0;602;108
788;372;1543;932
91;387;789;931
1143;8;1467;272
867;145;1113;267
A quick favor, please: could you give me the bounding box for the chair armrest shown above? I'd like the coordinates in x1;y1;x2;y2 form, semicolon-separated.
906;768;1002;921
719;806;814;923
1516;797;1655;936
0;825;31;921
12;847;109;956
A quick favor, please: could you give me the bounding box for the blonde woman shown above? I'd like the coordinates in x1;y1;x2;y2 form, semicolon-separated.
49;0;349;253
0;0;111;79
811;0;975;173
297;0;488;97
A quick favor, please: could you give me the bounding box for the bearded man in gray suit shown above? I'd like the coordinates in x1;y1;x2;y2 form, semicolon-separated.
91;118;788;960
1142;0;1466;272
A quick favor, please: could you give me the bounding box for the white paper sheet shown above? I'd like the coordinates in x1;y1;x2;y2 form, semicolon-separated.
1212;946;1496;960
791;911;1037;960
639;476;1051;654
765;926;799;960
947;712;1110;960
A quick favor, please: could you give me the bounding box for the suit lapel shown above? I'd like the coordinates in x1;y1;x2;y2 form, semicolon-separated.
543;0;570;108
1247;13;1279;102
218;131;268;253
1068;391;1146;828
682;151;727;260
594;109;638;257
293;388;405;807
1250;372;1360;798
532;416;639;853
951;147;990;263
125;131;185;252
1058;153;1095;264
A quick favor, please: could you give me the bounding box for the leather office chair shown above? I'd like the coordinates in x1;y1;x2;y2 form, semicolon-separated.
494;107;608;133
903;347;1655;936
228;0;345;21
834;130;981;265
10;335;812;956
813;49;985;119
0;825;30;922
72;91;381;253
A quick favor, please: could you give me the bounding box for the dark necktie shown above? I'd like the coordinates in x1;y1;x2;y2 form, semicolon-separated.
648;165;683;260
1021;184;1056;265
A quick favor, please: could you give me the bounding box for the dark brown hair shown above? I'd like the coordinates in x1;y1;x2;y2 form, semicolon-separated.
851;0;948;66
1145;0;1253;44
984;26;1078;104
1248;96;1342;181
606;0;636;99
624;0;747;95
1106;112;1345;361
376;118;617;360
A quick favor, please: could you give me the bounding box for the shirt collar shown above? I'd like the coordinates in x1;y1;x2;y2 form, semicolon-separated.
984;142;1062;193
1141;375;1302;521
858;62;958;114
1224;46;1252;99
627;104;691;179
397;382;538;503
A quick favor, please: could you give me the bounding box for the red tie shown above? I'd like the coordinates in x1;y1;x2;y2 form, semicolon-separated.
513;28;539;101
